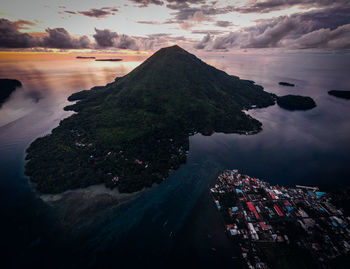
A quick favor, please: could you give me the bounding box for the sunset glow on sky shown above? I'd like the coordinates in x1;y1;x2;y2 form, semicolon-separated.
1;0;349;55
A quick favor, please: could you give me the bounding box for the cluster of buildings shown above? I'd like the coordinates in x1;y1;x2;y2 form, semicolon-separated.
211;170;350;269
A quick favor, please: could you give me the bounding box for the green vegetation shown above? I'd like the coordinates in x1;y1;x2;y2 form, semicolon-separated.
277;95;316;110
0;78;22;105
25;45;275;194
328;90;350;100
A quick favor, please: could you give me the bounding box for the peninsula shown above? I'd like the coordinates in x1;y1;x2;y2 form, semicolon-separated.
25;45;275;194
0;78;22;105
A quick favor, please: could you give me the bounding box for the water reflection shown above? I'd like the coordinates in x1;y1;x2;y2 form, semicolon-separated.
0;52;350;268
0;59;140;127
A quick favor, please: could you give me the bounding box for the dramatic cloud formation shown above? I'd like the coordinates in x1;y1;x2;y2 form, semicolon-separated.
194;5;350;51
93;28;118;47
93;28;140;50
0;18;90;49
289;24;350;50
0;19;39;48
1;1;350;52
212;32;241;50
42;28;91;49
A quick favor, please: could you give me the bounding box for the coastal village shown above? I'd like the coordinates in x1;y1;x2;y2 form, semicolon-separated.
211;170;350;269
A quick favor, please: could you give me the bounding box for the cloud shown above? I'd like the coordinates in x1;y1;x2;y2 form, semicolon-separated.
289;24;350;50
130;0;164;7
169;4;233;22
233;0;348;14
245;17;298;48
167;0;204;6
42;28;91;49
215;21;233;27
212;32;242;50
93;28;118;47
93;28;140;50
0;19;39;48
202;5;350;51
194;33;211;49
180;10;208;29
64;7;119;18
192;29;226;35
137;21;162;24
78;8;116;18
116;35;139;50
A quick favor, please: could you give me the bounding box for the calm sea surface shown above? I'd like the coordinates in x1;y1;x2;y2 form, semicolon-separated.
0;52;349;268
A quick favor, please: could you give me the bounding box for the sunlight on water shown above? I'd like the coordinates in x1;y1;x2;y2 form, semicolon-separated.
1;52;350;267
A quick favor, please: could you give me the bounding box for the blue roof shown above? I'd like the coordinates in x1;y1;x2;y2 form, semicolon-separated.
232;206;238;211
316;192;326;198
236;189;243;194
286;206;292;212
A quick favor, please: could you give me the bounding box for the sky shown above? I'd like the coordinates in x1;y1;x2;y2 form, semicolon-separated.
0;0;349;55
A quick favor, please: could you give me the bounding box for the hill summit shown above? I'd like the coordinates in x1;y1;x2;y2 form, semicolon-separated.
25;45;275;194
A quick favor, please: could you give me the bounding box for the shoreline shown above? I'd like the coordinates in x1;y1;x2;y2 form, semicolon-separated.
40;184;147;227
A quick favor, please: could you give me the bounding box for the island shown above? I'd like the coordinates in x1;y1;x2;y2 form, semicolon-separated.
25;45;275;194
0;78;22;105
211;170;350;269
76;56;95;59
277;95;316;110
279;82;295;87
95;59;122;62
328;90;350;100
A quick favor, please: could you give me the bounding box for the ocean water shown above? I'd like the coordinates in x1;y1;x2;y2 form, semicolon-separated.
0;52;349;268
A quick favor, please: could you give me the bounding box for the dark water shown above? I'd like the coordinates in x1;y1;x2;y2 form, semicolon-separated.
0;52;349;268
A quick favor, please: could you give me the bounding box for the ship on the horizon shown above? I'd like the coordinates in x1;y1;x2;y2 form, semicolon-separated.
76;56;96;59
95;58;122;61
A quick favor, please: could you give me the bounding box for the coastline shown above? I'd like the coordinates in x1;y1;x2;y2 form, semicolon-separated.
40;184;147;227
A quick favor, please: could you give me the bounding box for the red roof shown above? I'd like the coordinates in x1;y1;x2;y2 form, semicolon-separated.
260;222;268;230
274;204;283;216
247;202;260;220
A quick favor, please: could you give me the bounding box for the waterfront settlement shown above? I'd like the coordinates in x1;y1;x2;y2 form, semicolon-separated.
211;170;350;269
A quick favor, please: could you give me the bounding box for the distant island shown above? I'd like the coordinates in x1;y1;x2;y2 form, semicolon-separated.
95;59;122;62
328;90;350;100
212;170;349;269
279;82;295;87
277;95;316;110
76;56;95;59
25;45;276;194
0;78;22;105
